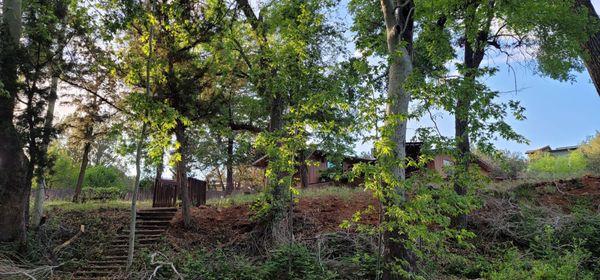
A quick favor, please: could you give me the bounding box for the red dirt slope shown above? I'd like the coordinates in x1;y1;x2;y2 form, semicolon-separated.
518;175;600;211
167;191;378;250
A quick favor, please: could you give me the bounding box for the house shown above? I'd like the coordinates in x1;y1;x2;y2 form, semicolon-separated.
525;145;580;158
252;142;494;188
252;150;374;188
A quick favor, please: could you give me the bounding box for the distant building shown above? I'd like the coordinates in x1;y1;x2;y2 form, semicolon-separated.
252;142;494;188
525;145;580;158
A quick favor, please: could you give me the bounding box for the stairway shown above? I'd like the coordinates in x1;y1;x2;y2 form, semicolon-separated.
72;207;177;279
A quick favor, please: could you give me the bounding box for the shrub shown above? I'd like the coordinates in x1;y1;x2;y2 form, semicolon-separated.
46;145;79;189
580;132;600;175
557;207;600;259
181;249;261;280
262;244;337;280
484;150;527;179
84;165;128;189
527;150;587;179
486;246;593;280
81;186;125;201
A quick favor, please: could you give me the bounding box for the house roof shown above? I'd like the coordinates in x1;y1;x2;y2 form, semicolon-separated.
251;150;374;168
525;145;579;154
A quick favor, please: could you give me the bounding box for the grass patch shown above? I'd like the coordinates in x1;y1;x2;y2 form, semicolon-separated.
207;185;365;208
297;185;363;200
43;199;152;212
207;193;262;208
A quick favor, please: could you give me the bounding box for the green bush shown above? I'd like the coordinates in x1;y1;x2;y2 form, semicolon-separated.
262;244;337;280
527;150;587;178
181;249;261;280
46;145;79;189
557;208;600;259
478;150;527;179
84;165;128;189
486;246;593;280
580;132;600;175
81;186;125;201
180;245;337;280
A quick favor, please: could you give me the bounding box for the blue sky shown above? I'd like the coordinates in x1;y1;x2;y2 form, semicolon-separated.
351;1;600;156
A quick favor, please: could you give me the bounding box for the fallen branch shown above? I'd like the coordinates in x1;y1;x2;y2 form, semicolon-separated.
0;254;65;280
53;225;85;253
148;252;183;280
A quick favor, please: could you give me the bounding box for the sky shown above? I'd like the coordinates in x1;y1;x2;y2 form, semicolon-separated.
352;0;600;156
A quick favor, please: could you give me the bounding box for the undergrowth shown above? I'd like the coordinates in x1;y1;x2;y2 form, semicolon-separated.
207;186;363;208
42;199;152;212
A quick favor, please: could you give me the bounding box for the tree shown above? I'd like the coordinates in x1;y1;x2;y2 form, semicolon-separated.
580;132;600;175
379;0;417;277
349;0;417;277
118;0;227;228
234;0;356;246
411;0;594;228
56;2;121;203
62;94;115;202
13;0;75;228
576;0;600;95
0;0;30;243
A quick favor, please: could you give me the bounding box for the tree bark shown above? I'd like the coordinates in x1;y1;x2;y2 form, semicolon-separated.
0;0;29;243
127;123;146;270
452;1;489;229
225;135;235;195
155;151;164;183
268;93;291;245
577;0;600;95
175;120;191;227
72;131;92;203
128;0;154;268
32;74;59;227
380;0;416;278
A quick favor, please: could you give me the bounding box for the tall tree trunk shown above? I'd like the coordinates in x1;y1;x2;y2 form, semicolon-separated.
225;135;234;195
452;2;489;229
234;0;291;245
299;162;309;189
215;166;224;190
155;150;164;183
380;0;416;278
298;149;309;189
128;0;154;268
73;132;92;203
32;74;59;227
175;120;191;227
126;124;146;270
268;93;291;245
577;0;600;95
0;0;29;243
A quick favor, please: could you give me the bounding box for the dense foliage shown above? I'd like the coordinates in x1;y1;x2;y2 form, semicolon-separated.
0;0;598;279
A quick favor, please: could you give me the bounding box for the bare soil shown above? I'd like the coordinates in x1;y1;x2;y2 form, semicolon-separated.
516;175;600;211
167;191;379;252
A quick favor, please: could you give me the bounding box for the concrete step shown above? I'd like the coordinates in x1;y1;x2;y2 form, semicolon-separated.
136;220;171;225
135;226;168;231
111;238;161;245
89;260;127;265
116;234;162;239
85;265;123;271
74;270;113;276
137;207;177;213
136;215;174;221
135;213;175;217
105;245;152;255
121;229;165;234
104;255;127;260
135;224;169;229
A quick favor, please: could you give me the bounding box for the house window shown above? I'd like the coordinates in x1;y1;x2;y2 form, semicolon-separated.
327;161;337;169
443;159;453;167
